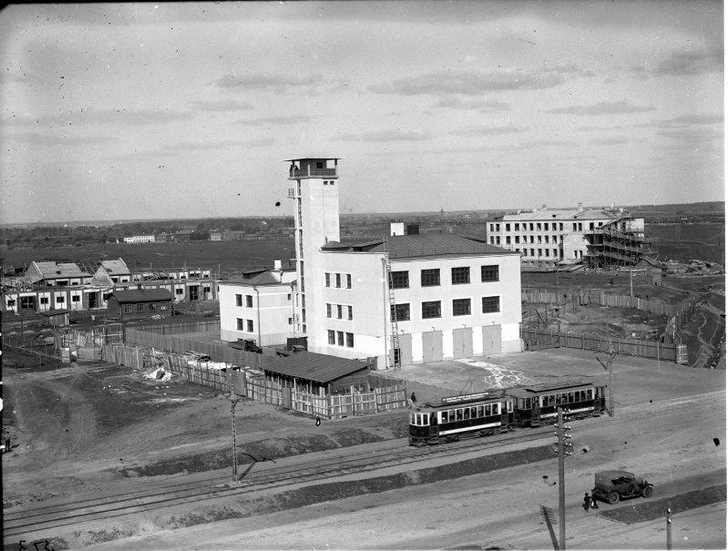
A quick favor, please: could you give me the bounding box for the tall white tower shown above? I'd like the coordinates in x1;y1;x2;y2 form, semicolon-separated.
286;157;341;339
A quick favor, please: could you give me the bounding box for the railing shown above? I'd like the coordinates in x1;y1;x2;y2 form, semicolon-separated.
289;168;338;179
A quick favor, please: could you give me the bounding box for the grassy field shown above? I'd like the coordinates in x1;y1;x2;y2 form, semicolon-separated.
648;222;724;264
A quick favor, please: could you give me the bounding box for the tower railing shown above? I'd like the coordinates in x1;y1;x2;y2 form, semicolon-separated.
384;237;401;369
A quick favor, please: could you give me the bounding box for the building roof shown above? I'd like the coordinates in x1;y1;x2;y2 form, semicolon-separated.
322;234;516;259
39;308;70;317
499;209;623;221
32;261;91;279
99;258;131;275
262;351;371;384
111;288;173;303
283;156;342;161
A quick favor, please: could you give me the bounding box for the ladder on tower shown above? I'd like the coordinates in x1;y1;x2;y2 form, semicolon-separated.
384;240;401;369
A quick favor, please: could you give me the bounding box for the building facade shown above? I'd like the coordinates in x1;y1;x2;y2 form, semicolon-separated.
282;157;522;368
485;205;647;267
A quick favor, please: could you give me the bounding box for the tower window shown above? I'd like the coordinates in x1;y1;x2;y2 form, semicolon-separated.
482;296;500;313
390;271;409;289
453;298;471;316
422;300;441;319
451;267;470;285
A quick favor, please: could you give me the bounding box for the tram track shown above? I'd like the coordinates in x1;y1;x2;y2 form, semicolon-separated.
3;426;556;541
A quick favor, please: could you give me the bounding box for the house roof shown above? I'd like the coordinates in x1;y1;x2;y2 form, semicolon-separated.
500;209;621;221
39;308;69;317
33;261;91;279
322;234;516;259
99;258;131;275
262;351;371;384
111;288;173;303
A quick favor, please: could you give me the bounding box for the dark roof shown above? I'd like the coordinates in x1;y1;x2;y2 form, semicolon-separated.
508;379;596;397
111;288;173;303
322;234;515;259
262;351;371;384
39;309;69;317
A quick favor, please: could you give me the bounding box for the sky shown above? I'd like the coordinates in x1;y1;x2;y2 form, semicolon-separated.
0;1;724;225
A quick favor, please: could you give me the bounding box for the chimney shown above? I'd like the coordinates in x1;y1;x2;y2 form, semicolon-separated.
578;202;583;213
390;221;405;236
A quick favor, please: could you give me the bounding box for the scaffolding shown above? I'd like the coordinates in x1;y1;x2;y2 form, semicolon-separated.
584;218;656;268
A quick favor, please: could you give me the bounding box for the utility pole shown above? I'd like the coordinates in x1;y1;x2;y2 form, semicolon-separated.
554;407;573;550
596;344;617;417
226;383;241;483
666;506;673;550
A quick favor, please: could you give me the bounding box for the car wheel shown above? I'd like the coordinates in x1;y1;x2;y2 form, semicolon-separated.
608;492;620;504
626;484;637;496
642;486;653;498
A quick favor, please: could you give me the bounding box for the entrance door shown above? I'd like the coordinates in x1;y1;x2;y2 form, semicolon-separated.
422;331;443;362
482;324;502;354
188;285;199;301
453;327;473;359
395;333;413;366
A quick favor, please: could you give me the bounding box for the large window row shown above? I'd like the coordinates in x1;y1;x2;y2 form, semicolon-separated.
490;220;604;233
390;265;500;289
325;272;352;289
235;293;254;307
327;330;355;348
391;296;500;321
326;302;353;320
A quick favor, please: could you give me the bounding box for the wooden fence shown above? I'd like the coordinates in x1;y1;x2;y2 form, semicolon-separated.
134;320;221;335
522;288;678;317
100;343;408;419
521;328;681;363
124;327;272;369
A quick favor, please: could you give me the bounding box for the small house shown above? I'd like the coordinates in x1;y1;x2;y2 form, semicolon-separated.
107;287;174;320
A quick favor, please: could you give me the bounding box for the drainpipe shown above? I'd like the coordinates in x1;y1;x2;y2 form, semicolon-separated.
254;287;262;346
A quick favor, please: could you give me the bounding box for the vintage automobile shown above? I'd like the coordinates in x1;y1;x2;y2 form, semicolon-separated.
592;470;653;504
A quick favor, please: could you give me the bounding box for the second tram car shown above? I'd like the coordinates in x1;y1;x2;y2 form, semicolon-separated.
409;392;513;446
509;380;607;427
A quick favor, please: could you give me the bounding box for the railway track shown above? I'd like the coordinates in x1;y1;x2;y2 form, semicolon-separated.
3;426;555;542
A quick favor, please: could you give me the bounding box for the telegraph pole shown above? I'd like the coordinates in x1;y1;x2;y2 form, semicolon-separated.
226;382;241;483
666;506;673;550
555;407;573;550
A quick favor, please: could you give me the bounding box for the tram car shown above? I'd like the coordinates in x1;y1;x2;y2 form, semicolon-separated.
509;380;607;428
409;391;513;446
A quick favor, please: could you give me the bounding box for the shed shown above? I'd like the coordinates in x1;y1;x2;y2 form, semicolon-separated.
107;287;174;320
262;351;372;396
39;308;69;327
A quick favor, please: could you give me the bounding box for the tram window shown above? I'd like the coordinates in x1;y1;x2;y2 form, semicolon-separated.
456;409;463;421
526;398;531;409
477;406;484;417
441;411;448;423
494;403;500;415
507;400;513;413
431;413;438;424
410;413;415;424
568;392;574;402
471;407;477;418
485;404;491;416
464;408;470;420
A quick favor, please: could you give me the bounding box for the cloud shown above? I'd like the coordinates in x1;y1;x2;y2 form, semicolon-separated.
637;113;723;129
337;130;431;142
2;108;194;127
9;132;113;146
214;73;323;90
370;66;591;96
590;136;634;145
433;96;511;112
451;124;526;137
188;100;255;112
235;115;311;126
652;49;724;76
0;68;44;87
546;99;655;115
160;138;275;151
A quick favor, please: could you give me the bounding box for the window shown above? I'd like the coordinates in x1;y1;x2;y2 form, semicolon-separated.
481;265;499;282
123;304;133;313
422;300;441;319
246;295;253;307
235;294;242;306
40;297;49;305
287;293;292;301
496;236;501;244
530;235;534;243
326;303;332;318
505;223;510;231
553;248;558;257
421;268;440;287
149;302;157;311
56;296;65;303
137;303;145;312
515;223;520;231
390;271;409;289
288;317;293;325
529;223;534;231
325;273;331;287
482;296;500;313
545;249;550;256
237;318;243;330
506;236;511;244
537;223;541;230
246;320;254;333
515;236;520;244
328;330;335;345
552;223;557;231
337;304;343;319
451;267;470;285
337;331;344;346
72;295;80;302
176;288;184;295
391;303;411;322
346;332;354;348
559;223;564;231
335;273;341;288
7;299;15;307
453;298;471;316
347;305;353;320
346;274;352;289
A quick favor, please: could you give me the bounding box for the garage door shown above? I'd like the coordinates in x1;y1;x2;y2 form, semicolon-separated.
453;327;473;359
392;333;413;366
422;330;443;362
482;324;502;354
